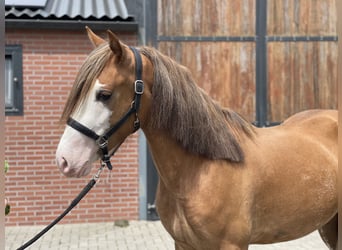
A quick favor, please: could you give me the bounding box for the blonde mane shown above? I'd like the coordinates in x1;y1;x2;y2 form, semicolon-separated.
61;43;112;122
140;47;255;162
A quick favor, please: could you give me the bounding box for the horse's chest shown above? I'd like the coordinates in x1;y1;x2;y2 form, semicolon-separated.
155;167;252;248
159;199;216;248
156;185;242;248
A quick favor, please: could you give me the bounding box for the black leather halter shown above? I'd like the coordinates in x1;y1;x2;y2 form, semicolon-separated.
67;47;144;170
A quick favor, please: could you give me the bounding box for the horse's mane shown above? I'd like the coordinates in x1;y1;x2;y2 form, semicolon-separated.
140;47;255;163
61;43;112;122
61;42;255;163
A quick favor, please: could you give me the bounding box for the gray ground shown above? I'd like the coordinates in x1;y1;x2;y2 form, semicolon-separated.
6;220;328;250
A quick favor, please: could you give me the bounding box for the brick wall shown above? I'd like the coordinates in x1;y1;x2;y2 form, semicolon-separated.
5;29;140;226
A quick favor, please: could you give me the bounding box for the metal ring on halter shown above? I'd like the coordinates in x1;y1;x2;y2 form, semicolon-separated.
96;136;108;149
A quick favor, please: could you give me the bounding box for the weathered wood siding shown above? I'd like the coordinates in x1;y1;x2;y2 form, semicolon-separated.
159;42;256;120
268;0;336;36
157;0;337;124
267;0;337;122
158;0;255;36
268;42;337;122
158;0;256;120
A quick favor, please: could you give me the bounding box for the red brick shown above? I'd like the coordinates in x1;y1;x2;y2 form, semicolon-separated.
5;29;139;226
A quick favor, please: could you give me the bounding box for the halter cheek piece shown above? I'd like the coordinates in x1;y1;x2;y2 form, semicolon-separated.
67;47;144;170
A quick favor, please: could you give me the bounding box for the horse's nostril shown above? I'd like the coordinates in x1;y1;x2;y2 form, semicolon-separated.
61;157;68;168
57;156;68;170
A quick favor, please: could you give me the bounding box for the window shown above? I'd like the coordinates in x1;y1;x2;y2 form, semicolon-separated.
5;45;23;116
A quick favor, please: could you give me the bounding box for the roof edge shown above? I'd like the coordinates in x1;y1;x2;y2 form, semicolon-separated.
5;19;138;32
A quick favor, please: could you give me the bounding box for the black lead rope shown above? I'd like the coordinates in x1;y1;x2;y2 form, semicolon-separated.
17;165;104;250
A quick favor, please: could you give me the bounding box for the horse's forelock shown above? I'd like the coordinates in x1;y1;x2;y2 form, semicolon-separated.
60;44;112;123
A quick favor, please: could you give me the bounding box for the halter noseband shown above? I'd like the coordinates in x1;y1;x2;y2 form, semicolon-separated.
67;47;144;170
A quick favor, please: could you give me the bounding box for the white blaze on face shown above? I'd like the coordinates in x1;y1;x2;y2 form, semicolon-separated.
56;80;112;177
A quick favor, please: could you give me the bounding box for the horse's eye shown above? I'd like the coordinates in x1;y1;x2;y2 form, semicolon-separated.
96;91;112;102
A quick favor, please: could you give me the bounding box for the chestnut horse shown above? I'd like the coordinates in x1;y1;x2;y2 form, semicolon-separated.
56;28;337;249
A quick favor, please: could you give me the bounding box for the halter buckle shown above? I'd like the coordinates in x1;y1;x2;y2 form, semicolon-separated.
134;80;144;95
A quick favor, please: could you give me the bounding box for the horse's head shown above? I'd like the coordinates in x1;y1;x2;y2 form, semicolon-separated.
56;27;152;177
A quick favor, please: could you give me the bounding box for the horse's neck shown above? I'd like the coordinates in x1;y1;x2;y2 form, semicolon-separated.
143;129;206;195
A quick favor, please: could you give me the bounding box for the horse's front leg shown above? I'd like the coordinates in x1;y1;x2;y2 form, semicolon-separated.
175;241;196;250
175;240;248;250
219;241;248;250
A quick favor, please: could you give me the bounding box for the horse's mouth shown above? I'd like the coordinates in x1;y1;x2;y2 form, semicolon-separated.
63;140;126;177
60;160;92;178
77;165;92;177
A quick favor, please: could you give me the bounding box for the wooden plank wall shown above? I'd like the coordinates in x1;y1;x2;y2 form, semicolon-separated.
268;0;336;36
158;42;255;120
157;0;337;124
267;0;337;122
158;0;255;36
268;42;337;122
158;0;256;121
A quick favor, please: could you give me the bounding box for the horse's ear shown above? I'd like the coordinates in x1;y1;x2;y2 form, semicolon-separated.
86;26;105;47
107;30;125;63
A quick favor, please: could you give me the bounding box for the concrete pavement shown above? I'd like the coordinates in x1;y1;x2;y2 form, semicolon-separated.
6;221;328;250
